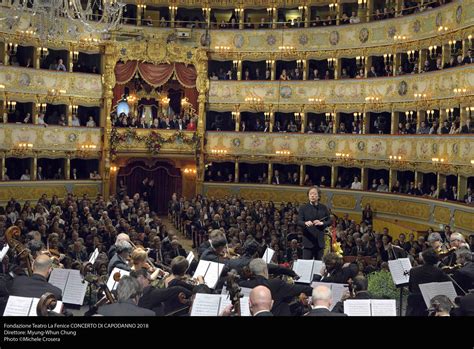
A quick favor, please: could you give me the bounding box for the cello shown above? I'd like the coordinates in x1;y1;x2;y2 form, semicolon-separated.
5;226;34;276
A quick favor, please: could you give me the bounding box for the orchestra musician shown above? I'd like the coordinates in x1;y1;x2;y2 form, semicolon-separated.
107;240;132;274
164;256;205;291
97;276;155;316
451;247;474;294
297;186;332;260
130;247;165;281
305;285;347;317
249;286;274;317
9;254;62;300
331;275;371;313
314;252;358;284
406;248;450;316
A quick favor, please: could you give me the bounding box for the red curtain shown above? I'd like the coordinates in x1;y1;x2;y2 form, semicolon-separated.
112;84;125;109
114;61;138;85
175;63;197;88
137;63;175;87
118;161;182;215
184;87;199;112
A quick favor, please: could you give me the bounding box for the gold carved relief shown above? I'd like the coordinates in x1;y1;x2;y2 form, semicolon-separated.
433;206;452;224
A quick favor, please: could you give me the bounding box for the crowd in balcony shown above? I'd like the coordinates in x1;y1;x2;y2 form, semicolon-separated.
112;111;197;131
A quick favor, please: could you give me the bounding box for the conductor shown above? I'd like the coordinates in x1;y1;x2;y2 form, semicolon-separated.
297;186;332;260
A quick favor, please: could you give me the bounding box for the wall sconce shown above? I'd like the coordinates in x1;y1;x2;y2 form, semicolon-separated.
265;60;274;69
407;50;416;64
278;46;296;55
453;88;467;95
275;150;291;155
405;110;415;122
355;56;365;68
438;26;448;32
72;105;78;114
72;50;79;63
235;7;244;19
137;3;147;13
365;96;380;102
428;46;438;59
468;35;473;49
231;111;239;121
168;5;177;11
13;142;33;156
184;168;197;174
296;59;303;69
264;112;271;121
78;143;97;157
325;112;335;122
389;155;402;161
329;3;338;12
353;112;362;121
232;60;239;70
414;93;427;99
110;165;118;172
445;108;454;121
38;47;49;60
358;0;367;7
448;40;456;53
267;7;276;17
393;35;407;41
471;159;474;166
298;5;307;16
335;153;350;158
0;84;4;90
465;106;474;118
211;149;228;154
215;46;231;53
327;58;336;69
7;43;18;55
383;54;393;65
294;112;303;122
36;102;47;113
431;157;445;163
7;101;17;112
426;109;435;123
202;7;211;18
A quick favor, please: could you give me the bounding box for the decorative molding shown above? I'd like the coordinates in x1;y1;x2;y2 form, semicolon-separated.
433;205;452;224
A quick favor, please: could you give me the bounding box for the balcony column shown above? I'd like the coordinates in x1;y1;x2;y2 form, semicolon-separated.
414;171;423;187
366;0;374;22
336;0;342;25
303;7;309;28
67;50;74;72
299;164;305;186
0;100;5;123
269;111;275;132
272;9;278;29
137;5;142;26
67;102;73;126
31;155;37;181
65;156;71;180
110;166;119;196
460;105;467;125
33;46;41;69
418;49;427;73
361;167;369;190
234;161;239;183
334;58;341;80
239;10;244;30
32;102;38;124
392;51;398;76
390;110;398;134
365;56;372;78
1;154;5;181
302;59;308;80
237;60;243;81
462;38;469;59
333;112;340;133
170;7;177;28
268;162;273;185
270;60;276;81
357;2;366;23
441;44;450;68
2;42;8;66
389;168;397;190
235;111;240;131
458;175;467;202
439;108;447;131
300;112;306;133
362;112;369;134
331;166;338;187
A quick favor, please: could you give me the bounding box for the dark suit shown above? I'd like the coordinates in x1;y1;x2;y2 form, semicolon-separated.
453;262;474;294
313;264;358;284
297;202;331;259
456;293;474;316
139;285;191;316
305;307;348;316
407;264;450;316
107;254;131;274
9;274;62;300
254;310;273;317
98;299;156;316
332;291;371;313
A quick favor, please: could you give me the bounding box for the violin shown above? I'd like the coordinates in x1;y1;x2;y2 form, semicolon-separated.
441;264;463;274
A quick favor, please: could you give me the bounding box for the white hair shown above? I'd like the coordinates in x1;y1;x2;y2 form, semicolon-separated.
312;285;332;303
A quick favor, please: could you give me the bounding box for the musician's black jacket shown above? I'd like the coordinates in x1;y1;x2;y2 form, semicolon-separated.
138;285;192;316
313;264;358;284
408;264;450;294
297;202;331;249
453;262;474;294
332;290;371;313
9;273;62;300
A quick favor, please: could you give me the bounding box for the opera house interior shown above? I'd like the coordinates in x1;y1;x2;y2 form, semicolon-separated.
0;0;473;319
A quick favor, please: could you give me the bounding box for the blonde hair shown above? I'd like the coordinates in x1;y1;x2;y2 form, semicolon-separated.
131;247;147;265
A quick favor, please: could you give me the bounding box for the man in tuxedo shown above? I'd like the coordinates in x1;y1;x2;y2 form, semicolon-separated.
305;285;347;316
463;49;474;65
452;247;474;294
249;286;273;316
271;170;283;185
407;248;450;316
9;254;62;300
297;186;332;260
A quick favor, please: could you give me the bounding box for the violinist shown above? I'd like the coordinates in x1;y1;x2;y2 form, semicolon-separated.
332;275;371;314
200;235;229;264
107;240;132;274
451;247;474;294
314;253;357;284
9;254;62;300
164;256;205;292
130;247;164;281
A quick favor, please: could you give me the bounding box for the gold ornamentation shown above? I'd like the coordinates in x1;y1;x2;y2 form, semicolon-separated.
433;206;451;224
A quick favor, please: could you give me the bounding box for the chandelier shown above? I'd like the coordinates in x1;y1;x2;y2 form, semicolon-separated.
2;0;124;40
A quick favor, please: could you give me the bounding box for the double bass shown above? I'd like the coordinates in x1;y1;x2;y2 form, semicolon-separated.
5;226;34;276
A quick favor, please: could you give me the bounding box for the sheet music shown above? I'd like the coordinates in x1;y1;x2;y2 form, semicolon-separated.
311;282;348;310
370;300;396;316
193;260;210;279
205;261;225;289
343;299;372;316
62;270;88;305
3;296;35;316
107;267;130;291
0;244;9;262
262;248;275;264
48;268;70;293
190;293;221;316
419;281;457;308
293;260;314;283
388;258;412;285
89;248;99;265
294;260;325;283
217;294;251;316
186;252;195;272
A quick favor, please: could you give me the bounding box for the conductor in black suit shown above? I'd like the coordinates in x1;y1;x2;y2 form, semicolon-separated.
297;186;332;260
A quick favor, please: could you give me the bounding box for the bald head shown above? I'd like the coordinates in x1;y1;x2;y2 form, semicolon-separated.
249;286;273;315
33;254;52;277
312;285;332;308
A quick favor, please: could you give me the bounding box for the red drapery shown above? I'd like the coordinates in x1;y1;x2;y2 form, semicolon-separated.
114;61;197;88
118;161;182;214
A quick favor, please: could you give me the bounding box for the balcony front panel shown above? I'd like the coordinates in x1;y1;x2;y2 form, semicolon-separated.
205;132;474;174
0;180;102;204
202;183;474;233
0;66;103;105
112;129;198;156
209;1;472;57
0;124;103;158
209;65;474;111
